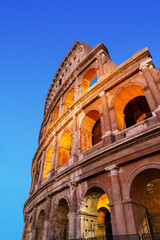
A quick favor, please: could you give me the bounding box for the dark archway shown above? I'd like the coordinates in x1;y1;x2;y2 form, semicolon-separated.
36;210;45;240
80;110;102;151
124;96;152;128
92;119;102;145
97;207;113;240
51;199;69;240
130;168;160;238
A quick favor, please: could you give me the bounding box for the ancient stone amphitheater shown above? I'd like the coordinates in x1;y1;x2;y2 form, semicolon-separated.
22;41;160;240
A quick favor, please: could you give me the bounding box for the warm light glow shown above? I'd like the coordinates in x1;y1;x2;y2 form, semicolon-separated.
97;193;110;211
113;85;145;130
80;110;101;151
64;88;74;111
43;147;53;180
57;130;71;167
52;106;59;123
81;68;97;93
45;122;49;134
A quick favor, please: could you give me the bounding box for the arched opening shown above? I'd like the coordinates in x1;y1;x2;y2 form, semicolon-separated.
43;147;53;180
64;88;74;111
25;218;32;240
57;130;71;167
52;106;59;123
80;110;102;151
36;210;45;240
130;168;160;238
51;199;69;240
113;85;152;130
80;187;112;239
81;68;97;93
124;96;152;128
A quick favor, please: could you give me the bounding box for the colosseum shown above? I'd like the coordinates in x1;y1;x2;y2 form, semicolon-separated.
21;41;160;240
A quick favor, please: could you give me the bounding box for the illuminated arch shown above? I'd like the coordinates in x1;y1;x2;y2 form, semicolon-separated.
81;68;97;93
64;88;74;111
57;130;71;167
80;187;112;239
113;85;152;130
80;110;102;151
43;146;53;180
52;106;59;123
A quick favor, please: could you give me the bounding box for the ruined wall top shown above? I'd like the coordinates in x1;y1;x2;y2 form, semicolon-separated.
44;40;94;115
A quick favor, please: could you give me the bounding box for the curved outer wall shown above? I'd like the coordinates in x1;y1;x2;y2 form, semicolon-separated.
22;41;160;240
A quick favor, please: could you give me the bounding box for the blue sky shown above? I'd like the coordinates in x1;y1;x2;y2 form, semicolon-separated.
0;0;160;239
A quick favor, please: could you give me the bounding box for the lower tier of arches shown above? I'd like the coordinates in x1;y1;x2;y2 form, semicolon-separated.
22;157;160;240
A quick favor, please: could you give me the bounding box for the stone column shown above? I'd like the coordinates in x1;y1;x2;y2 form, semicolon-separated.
69;116;78;165
105;165;128;235
69;183;77;239
97;54;104;79
43;197;51;240
59;96;64;115
99;92;114;144
21;214;29;240
74;77;79;100
37;151;46;185
109;107;118;132
101;53;108;75
49;135;57;177
143;86;157;112
29;163;38;195
141;64;160;108
99;92;111;132
29;208;37;240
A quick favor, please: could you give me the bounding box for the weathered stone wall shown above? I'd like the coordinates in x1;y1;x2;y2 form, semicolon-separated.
22;41;160;240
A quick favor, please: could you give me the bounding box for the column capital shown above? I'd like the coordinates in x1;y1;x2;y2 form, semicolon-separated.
139;63;149;71
105;164;119;175
68;181;77;189
139;58;153;71
99;91;105;97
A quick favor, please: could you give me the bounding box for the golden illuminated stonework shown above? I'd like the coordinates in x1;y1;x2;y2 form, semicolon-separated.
22;41;160;240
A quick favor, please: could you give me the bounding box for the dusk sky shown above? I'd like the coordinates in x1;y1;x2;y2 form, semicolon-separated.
0;0;160;239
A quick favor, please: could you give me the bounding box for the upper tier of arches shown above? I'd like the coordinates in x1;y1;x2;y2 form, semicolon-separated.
29;45;160;193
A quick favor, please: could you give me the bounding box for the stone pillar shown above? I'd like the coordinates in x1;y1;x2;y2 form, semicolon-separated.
29;208;37;240
69;183;77;239
101;53;108;75
109;107;118;132
49;135;57;176
74;77;79;100
43;197;51;240
99;92;111;132
99;92;114;144
29;163;39;195
97;54;104;79
59;96;64;115
105;165;128;235
71;116;78;156
143;86;157;112
21;214;29;240
141;64;160;108
38;150;47;185
69;116;78;165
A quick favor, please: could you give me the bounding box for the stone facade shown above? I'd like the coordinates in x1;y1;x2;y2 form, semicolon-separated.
22;41;160;240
